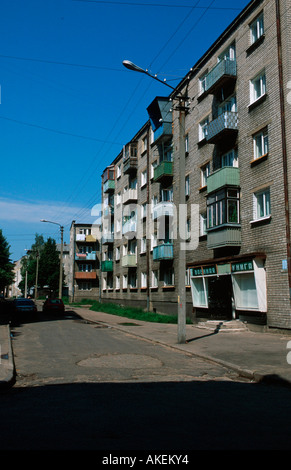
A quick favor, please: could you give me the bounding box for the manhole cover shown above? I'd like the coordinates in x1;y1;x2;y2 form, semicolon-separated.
78;353;162;369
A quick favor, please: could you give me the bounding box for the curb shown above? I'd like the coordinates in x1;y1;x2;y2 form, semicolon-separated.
0;325;16;390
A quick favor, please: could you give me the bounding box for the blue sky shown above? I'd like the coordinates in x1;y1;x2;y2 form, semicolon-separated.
0;0;249;261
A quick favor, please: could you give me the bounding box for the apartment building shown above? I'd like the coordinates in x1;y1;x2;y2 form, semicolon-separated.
100;0;291;330
69;221;100;301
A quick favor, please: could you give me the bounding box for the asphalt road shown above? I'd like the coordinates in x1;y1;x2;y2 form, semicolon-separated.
1;309;291;452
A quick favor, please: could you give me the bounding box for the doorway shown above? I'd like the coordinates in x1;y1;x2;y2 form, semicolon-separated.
208;275;233;320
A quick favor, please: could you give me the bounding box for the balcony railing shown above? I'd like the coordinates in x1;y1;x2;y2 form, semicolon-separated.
153;243;174;261
207;226;241;249
207;167;240;193
101;260;113;272
122;254;137;268
123;188;137;205
153;122;172;143
203;58;237;96
123;156;138;174
103;179;115;193
101;233;114;244
153;161;173;183
206;111;238;144
122;220;137;236
152;202;175;220
75;252;97;261
75;272;97;280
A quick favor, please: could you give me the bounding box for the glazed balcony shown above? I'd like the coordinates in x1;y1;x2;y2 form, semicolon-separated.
122;254;137;268
101;260;113;272
153;122;172;143
203;58;237;96
207;167;240;193
206;111;238;144
122;220;137;236
101;233;114;244
153;243;174;261
153;161;173;183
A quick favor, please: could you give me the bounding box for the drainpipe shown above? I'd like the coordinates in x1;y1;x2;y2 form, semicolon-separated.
276;0;291;298
146;125;150;312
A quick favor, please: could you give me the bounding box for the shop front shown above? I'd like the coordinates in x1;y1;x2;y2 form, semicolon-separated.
189;254;267;323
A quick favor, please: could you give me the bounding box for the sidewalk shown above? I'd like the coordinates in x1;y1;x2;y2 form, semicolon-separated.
2;306;291;388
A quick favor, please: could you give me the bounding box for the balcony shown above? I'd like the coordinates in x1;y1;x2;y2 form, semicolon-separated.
207;167;240;193
203;58;237;96
101;260;113;272
206;111;238;144
153;161;173;183
123;156;138;174
153;243;174;261
207;226;241;249
103;179;115;193
76;234;86;242
75;272;97;280
75;252;97;261
102;233;114;244
103;205;114;217
153;122;172;143
123;188;137;205
122;254;137;268
122;220;137;236
152;202;175;220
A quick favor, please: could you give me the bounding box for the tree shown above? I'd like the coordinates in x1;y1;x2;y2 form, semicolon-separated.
19;234;45;295
38;237;64;294
0;229;14;294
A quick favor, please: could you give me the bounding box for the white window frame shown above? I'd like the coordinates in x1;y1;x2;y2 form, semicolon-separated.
201;162;210;188
252;188;271;221
185;175;190;197
250;71;266;104
200;213;207;237
151;270;158;288
250;12;264;45
141;169;147;187
253;128;268;160
140;236;146;254
141;272;147;288
199;117;209;142
116;164;121;179
221;149;238;168
115;275;120;290
115;246;120;261
123;274;128;289
151;160;158;179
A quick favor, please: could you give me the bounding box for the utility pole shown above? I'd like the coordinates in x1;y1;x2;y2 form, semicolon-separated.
59;225;64;299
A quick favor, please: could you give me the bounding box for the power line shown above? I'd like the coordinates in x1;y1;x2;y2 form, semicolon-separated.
73;0;242;11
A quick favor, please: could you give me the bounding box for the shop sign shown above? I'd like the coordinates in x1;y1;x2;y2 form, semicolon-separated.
203;265;217;275
191;267;202;277
231;260;253;272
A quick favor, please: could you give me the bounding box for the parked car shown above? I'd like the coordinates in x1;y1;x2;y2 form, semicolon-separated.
43;298;65;314
11;298;38;318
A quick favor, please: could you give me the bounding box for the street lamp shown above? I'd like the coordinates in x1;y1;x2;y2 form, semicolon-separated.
40;219;64;299
123;60;188;344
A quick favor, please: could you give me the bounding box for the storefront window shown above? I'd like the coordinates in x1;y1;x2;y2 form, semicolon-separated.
191;277;208;308
232;273;258;310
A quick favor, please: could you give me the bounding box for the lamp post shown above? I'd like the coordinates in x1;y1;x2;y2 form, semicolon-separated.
40;219;64;299
123;60;189;343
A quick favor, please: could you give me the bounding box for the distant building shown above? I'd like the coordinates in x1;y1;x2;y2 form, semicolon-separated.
69;221;101;302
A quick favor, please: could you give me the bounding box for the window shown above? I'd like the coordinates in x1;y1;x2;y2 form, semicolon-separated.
123;244;128;256
79;264;92;272
232;273;258;310
141;169;147;187
221;149;238;168
253;188;271;221
141;272;147;288
151;232;157;251
161;187;173;202
116;192;121;205
199;72;208;95
207;189;240;229
201;162;210;188
129;272;137;289
116;164;121;179
250;71;266;104
185;133;189;153
115;275;120;290
185;175;190;197
218;43;236;62
140;236;146;253
151;160;158;179
199;117;209;142
253;128;268;160
163;267;174;286
191;276;208;308
123;274;128;289
151;270;158;288
115;246;120;261
116;218;121;233
79;282;92;291
200;213;207;237
142;136;147;153
141;203;147;219
250;12;264;45
218;95;237;115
